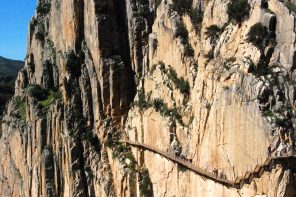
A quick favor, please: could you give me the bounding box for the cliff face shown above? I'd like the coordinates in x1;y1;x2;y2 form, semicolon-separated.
1;0;296;196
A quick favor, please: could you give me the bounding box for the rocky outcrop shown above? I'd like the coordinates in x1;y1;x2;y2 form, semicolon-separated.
1;0;296;196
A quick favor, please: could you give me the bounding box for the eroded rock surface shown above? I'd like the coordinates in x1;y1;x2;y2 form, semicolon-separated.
1;0;296;196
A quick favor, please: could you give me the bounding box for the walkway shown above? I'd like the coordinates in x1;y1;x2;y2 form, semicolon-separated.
122;140;296;189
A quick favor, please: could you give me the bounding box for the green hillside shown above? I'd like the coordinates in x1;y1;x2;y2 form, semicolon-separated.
0;56;24;116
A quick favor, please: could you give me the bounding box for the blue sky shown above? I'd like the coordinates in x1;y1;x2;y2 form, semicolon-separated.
0;0;37;60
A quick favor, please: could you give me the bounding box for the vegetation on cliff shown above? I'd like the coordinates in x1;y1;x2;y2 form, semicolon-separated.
227;0;250;24
0;57;23;116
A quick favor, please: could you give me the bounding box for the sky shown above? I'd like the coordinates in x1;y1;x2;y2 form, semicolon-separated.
0;0;37;60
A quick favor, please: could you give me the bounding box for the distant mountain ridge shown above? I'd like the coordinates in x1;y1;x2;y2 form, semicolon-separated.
0;56;24;116
0;56;24;76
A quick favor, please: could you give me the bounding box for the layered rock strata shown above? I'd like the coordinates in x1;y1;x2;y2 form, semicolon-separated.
1;0;296;196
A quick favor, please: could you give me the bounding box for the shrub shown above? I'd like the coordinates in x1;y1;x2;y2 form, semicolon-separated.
262;109;274;117
253;60;269;77
177;77;190;95
184;44;194;57
171;0;192;15
40;90;62;108
175;21;189;42
189;8;204;32
205;25;221;41
28;61;35;73
286;1;296;14
158;103;183;125
112;142;129;158
247;58;269;77
65;50;82;76
15;96;26;120
65;51;77;70
35;31;45;42
27;85;48;100
36;3;51;15
139;168;153;196
174;16;195;57
133;88;151;110
168;67;178;82
227;0;250;24
112;142;137;171
178;164;187;172
171;0;203;32
261;0;268;9
247;23;268;50
167;67;190;95
153;99;164;112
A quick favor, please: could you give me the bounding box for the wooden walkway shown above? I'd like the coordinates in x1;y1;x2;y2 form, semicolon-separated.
122;140;296;189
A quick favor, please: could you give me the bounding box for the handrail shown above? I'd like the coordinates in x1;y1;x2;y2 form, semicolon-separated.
122;140;296;189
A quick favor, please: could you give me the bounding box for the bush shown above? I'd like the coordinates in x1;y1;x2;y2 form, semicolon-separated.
171;0;192;15
36;3;51;15
65;51;77;70
28;61;35;73
227;0;250;24
247;23;268;50
40;90;62;108
65;50;82;76
167;68;178;83
167;67;190;95
27;85;48;100
112;142;137;171
112;142;129;158
174;15;195;57
251;60;269;77
184;44;194;57
261;0;269;9
205;25;221;40
133;88;151;110
189;8;204;32
139;168;153;196
262;109;274;117
153;99;164;112
155;101;183;125
175;21;189;42
177;77;190;95
35;31;45;42
171;0;203;32
286;1;296;14
15;96;26;120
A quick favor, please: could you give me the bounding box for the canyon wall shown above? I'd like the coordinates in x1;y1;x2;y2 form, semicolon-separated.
1;0;296;196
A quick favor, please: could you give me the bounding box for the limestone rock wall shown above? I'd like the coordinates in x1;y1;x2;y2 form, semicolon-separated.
1;0;296;196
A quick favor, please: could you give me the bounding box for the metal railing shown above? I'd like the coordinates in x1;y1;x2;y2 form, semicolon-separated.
122;140;296;189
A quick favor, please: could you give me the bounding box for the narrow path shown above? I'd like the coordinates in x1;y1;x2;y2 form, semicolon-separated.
122;140;296;189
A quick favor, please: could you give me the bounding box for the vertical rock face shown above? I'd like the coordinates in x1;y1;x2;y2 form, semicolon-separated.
1;0;296;196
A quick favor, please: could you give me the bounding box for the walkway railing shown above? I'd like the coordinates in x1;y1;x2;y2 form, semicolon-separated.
122;140;296;189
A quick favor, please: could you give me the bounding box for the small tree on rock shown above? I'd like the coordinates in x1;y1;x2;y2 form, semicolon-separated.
227;0;251;24
247;23;269;54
